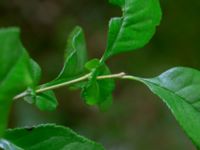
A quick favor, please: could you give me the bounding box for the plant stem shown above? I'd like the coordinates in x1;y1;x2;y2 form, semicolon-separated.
122;75;142;82
13;72;130;100
37;73;91;93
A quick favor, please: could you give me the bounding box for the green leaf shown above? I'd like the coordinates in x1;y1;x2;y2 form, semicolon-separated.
23;60;58;111
137;67;200;148
29;59;42;87
34;91;58;111
44;26;88;90
56;26;88;80
24;89;58;111
103;0;162;60
85;59;100;71
0;28;34;136
0;28;34;98
82;59;115;110
2;124;105;150
82;79;100;105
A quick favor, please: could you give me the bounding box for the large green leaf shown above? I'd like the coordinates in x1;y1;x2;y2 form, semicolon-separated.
1;124;105;150
103;0;162;60
0;28;34;136
0;28;34;98
82;59;115;110
136;67;200;148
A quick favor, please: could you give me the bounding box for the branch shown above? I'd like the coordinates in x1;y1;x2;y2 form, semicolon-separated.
13;72;130;100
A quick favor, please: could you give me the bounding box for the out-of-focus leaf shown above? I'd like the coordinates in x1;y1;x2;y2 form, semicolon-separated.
136;67;200;149
0;28;34;136
24;92;58;111
85;59;100;71
82;59;115;110
3;124;105;150
103;0;162;60
23;60;58;111
34;91;58;111
24;89;58;111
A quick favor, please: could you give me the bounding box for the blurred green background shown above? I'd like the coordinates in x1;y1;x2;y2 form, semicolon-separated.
1;0;200;149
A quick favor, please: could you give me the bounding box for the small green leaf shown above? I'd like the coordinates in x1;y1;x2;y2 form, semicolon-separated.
24;59;58;111
85;59;100;71
56;26;88;80
22;61;58;111
35;91;58;111
82;80;100;105
137;67;200;148
44;26;88;90
103;0;162;60
24;89;58;111
0;28;34;136
3;124;105;150
82;59;115;110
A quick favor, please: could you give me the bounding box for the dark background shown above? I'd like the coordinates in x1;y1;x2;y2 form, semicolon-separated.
1;0;200;149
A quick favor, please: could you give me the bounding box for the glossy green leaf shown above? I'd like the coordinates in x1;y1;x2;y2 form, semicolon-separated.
103;0;162;60
0;28;34;136
23;60;58;111
82;59;115;110
56;26;88;80
2;124;105;150
137;67;200;148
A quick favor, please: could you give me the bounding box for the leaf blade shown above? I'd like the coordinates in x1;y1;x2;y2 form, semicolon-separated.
82;59;115;110
104;0;162;59
0;28;34;136
56;26;88;80
137;67;200;148
23;61;58;111
3;124;105;150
